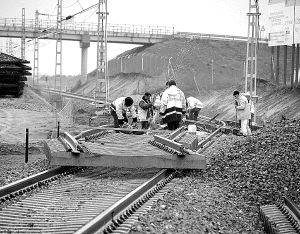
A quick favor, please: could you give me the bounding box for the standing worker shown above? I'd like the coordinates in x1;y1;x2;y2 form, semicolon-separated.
186;96;204;121
233;90;251;136
110;96;137;128
138;92;153;129
160;80;186;130
242;92;255;128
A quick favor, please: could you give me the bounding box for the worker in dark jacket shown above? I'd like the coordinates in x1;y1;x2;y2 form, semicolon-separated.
110;96;137;128
138;92;153;129
160;80;186;130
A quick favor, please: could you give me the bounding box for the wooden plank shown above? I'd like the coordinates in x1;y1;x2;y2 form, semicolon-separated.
47;151;206;169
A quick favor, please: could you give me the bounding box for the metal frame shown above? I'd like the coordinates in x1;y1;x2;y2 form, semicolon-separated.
54;0;62;91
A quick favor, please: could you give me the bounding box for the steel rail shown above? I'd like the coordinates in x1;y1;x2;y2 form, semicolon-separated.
74;169;172;234
184;116;226;153
60;131;81;154
284;197;300;221
41;88;106;104
0;166;70;199
259;197;300;233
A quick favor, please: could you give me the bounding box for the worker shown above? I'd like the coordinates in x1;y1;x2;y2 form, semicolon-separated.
152;81;170;125
138;92;153;129
242;92;255;128
110;96;137;128
186;96;204;121
160;80;186;130
233;90;251;136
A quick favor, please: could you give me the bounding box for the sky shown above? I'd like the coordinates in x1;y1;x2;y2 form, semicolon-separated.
0;0;269;76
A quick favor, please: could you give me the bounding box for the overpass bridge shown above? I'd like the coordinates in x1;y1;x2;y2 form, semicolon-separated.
0;18;175;45
0;17;268;85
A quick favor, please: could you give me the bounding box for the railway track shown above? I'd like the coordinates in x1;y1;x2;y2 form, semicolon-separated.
0;165;175;234
259;197;300;234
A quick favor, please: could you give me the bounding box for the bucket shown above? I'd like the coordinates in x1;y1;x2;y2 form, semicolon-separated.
187;124;197;133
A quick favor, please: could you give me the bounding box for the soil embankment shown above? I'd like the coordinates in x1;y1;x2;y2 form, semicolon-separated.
76;38;298;123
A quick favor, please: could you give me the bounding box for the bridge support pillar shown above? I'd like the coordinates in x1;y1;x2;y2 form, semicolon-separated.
80;33;90;84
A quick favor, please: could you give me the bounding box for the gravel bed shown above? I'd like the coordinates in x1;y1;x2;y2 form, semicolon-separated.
0;142;43;156
1;90;299;233
130;118;300;234
0;154;49;187
0;90;52;112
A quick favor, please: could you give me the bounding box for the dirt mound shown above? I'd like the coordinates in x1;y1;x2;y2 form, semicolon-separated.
198;84;300;125
78;38;272;99
74;38;299;123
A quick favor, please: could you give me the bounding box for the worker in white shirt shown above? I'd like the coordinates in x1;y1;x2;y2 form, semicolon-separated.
186;96;204;121
110;97;137;128
233;90;251;136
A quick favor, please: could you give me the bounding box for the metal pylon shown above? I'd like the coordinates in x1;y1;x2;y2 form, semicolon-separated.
32;10;39;86
55;0;63;91
245;0;260;97
21;8;25;60
95;0;108;104
6;39;13;56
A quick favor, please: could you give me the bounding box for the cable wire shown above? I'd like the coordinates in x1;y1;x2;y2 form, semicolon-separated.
10;2;99;53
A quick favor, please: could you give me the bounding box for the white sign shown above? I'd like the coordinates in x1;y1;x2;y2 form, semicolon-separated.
268;0;300;46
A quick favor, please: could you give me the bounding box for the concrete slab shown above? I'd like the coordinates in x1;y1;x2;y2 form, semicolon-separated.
44;132;207;169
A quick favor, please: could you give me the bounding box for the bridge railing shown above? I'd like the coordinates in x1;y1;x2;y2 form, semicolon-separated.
0;18;175;36
0;17;268;42
174;31;268;43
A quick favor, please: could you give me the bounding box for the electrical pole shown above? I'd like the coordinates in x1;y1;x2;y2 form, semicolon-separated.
245;0;260;96
55;0;62;91
245;0;260;123
32;10;39;87
6;39;13;56
96;0;108;104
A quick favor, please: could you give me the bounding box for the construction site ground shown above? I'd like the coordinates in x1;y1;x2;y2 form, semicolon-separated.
1;38;300;233
0;83;299;233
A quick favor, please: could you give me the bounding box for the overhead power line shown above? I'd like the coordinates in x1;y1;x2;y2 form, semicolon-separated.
64;3;98;21
12;3;99;52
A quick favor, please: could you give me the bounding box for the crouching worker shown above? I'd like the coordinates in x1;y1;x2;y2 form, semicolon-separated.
160;80;186;130
186;96;204;121
138;92;153;129
110;97;137;128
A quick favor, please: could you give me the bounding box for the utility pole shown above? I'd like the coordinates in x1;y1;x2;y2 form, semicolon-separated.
32;10;39;87
96;0;108;104
245;0;260;123
21;8;25;60
245;0;260;96
6;39;13;56
55;0;63;91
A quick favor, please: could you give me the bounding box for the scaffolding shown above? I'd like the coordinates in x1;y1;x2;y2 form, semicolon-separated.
95;0;108;104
